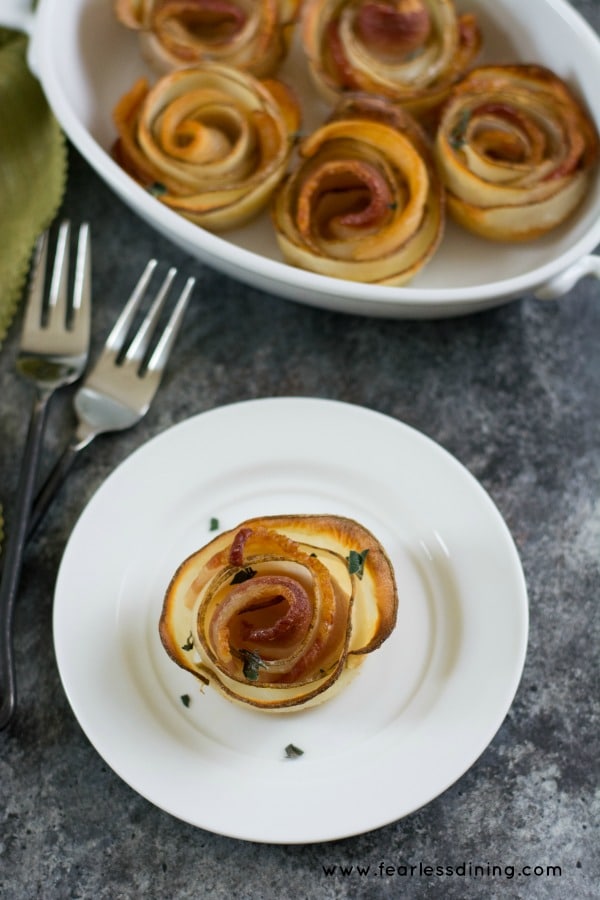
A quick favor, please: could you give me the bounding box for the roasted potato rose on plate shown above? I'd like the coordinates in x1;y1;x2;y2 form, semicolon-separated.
160;514;398;712
112;63;300;231
435;65;600;241
52;396;529;840
301;0;481;119
272;94;444;284
114;0;301;78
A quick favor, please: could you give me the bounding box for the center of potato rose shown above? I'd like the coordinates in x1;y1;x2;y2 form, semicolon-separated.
354;0;432;57
169;0;248;44
222;574;313;658
297;159;394;238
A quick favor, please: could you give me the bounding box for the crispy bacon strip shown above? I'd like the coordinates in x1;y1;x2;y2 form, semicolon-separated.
301;0;481;120
272;94;444;285
435;65;600;241
114;0;300;77
159;514;398;711
112;64;300;232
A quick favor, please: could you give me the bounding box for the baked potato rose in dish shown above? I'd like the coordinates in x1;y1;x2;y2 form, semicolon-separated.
272;94;444;284
435;65;600;241
114;0;301;78
301;0;481;119
113;64;300;231
160;514;398;712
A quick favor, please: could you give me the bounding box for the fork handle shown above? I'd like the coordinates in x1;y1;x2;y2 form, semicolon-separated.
0;389;51;730
27;434;94;539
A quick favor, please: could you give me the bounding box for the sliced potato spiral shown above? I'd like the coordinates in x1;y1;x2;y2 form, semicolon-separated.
112;64;300;231
160;514;398;712
434;65;600;241
301;0;481;118
272;94;444;284
114;0;300;77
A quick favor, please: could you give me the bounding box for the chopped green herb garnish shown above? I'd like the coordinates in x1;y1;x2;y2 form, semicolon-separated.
180;694;191;708
236;648;267;681
209;516;219;531
284;743;304;759
231;566;257;584
148;181;167;196
181;632;194;651
449;110;471;150
347;548;369;579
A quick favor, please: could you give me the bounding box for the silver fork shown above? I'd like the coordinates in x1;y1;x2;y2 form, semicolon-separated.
0;221;91;730
27;259;195;539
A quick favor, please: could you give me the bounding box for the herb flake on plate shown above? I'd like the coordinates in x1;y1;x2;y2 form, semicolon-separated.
284;743;304;759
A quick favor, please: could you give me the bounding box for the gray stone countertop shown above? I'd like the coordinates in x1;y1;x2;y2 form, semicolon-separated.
1;4;599;897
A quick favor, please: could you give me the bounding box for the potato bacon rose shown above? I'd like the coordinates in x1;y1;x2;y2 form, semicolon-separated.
114;0;300;78
272;96;444;284
301;0;481;118
160;515;398;711
435;65;600;241
113;64;300;230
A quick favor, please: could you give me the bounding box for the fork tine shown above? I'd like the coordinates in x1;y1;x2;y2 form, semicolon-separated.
125;266;178;364
46;221;70;328
104;258;158;354
146;276;195;374
70;223;92;341
72;223;91;312
21;230;49;334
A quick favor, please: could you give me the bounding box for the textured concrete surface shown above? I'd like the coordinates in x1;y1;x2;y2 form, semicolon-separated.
1;2;599;897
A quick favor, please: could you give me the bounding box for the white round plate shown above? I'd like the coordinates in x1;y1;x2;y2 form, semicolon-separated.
53;398;528;842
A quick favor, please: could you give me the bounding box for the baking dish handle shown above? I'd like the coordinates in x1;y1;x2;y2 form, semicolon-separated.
535;254;600;300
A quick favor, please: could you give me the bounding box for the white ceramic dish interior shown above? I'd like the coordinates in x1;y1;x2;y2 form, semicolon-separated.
4;0;600;317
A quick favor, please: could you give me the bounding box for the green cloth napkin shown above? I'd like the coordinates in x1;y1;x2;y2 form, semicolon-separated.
0;27;68;554
0;27;67;344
